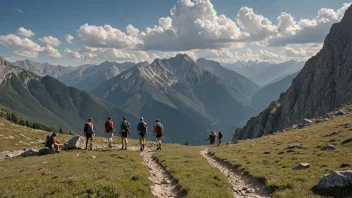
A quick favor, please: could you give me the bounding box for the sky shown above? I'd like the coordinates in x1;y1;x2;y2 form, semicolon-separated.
0;0;351;66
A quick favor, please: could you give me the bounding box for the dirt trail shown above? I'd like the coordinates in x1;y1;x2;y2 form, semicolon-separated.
141;147;184;198
201;148;271;198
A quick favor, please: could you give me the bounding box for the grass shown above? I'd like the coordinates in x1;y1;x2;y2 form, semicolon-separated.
153;145;233;198
0;118;139;152
0;149;153;198
210;113;352;198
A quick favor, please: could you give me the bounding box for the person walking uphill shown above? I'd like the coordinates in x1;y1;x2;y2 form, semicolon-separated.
120;116;131;150
105;117;115;148
84;118;95;151
137;117;148;151
153;119;164;150
209;131;216;145
218;130;223;146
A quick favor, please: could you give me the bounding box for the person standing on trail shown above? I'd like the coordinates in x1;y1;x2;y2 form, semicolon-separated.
120;116;131;150
153;119;164;150
105;117;115;148
218;131;223;146
137;117;148;151
83;118;95;151
209;131;216;145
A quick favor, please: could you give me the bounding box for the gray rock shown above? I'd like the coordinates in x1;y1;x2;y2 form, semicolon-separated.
335;109;346;116
344;123;352;128
341;138;352;145
39;148;55;155
62;136;85;150
285;144;303;149
21;149;40;157
320;144;337;151
325;131;339;137
293;163;310;170
0;149;26;159
317;170;352;189
303;118;313;124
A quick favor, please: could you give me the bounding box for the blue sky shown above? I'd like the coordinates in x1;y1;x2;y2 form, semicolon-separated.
0;0;350;66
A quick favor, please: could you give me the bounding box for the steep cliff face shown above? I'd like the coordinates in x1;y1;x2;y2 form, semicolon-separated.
233;5;352;141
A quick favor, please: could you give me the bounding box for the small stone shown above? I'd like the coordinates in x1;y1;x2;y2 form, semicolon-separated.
325;131;339;137
242;187;248;191
341;138;352;145
320;144;337;151
52;176;58;179
340;163;351;168
335;110;346;116
293;163;310;170
285;144;303;149
263;151;271;154
92;156;96;159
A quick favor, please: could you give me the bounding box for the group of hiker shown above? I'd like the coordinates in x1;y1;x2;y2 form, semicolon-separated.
208;131;223;146
83;116;164;151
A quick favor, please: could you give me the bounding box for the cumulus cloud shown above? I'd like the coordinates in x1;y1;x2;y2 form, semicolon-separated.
44;45;62;58
64;49;85;60
16;27;35;38
77;24;143;49
236;7;278;41
39;36;61;46
65;34;74;44
0;34;43;52
14;50;39;58
283;43;322;58
268;3;351;46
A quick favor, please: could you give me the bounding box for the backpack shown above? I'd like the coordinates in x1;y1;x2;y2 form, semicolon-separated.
45;135;53;148
105;121;113;131
156;123;163;134
121;121;130;132
84;123;93;134
139;122;147;134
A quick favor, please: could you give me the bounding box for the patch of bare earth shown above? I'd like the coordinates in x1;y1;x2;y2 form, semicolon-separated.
201;148;271;198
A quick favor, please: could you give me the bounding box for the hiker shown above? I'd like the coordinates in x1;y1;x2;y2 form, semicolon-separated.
83;118;95;150
153;119;164;150
209;131;216;145
120;116;131;150
137;117;148;151
105;117;115;148
218;130;223;146
45;132;62;152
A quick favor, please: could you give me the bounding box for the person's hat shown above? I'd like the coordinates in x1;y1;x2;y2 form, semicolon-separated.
140;117;144;121
156;119;160;122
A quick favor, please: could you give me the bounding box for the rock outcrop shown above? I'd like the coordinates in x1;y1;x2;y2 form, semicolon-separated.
62;136;86;150
233;5;352;141
317;170;352;189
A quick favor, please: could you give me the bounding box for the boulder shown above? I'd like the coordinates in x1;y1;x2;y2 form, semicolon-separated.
341;138;352;145
293;163;310;170
21;149;40;157
317;170;352;189
39;148;55;155
62;136;86;150
285;144;303;149
320;144;337;151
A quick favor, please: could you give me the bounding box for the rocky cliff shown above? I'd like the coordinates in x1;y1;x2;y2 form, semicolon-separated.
233;5;352;141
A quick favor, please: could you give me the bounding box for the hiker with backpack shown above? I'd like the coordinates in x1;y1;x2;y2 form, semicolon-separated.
209;131;216;145
120;116;131;150
153;119;164;150
105;117;115;148
45;132;62;152
83;118;95;151
137;117;148;151
218;130;223;146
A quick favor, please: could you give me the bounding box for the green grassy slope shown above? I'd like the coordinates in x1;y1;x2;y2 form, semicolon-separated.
153;145;233;198
210;113;352;197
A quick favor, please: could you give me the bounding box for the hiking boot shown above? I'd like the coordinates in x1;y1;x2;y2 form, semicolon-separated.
124;147;127;150
140;147;143;151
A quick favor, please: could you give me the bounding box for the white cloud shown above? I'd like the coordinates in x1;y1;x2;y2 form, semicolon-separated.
65;34;74;44
236;7;278;41
65;49;85;60
283;43;323;58
44;45;62;58
16;27;35;38
0;34;43;52
14;50;39;58
77;24;143;49
268;3;351;46
39;36;61;46
15;9;23;13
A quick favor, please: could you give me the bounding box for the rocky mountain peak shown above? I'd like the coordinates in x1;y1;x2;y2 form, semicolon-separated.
233;5;352;141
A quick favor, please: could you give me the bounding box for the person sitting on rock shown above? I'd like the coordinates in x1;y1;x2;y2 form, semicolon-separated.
45;132;62;152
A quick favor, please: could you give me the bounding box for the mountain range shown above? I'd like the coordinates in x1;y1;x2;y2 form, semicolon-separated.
223;60;304;86
0;58;136;137
91;54;257;143
233;4;352;141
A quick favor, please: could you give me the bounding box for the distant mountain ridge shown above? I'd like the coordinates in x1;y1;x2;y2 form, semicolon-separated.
234;5;352;141
92;54;257;144
223;60;304;86
196;58;260;97
0;57;136;136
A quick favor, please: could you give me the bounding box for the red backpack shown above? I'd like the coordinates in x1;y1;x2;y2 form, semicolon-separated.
105;121;113;131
